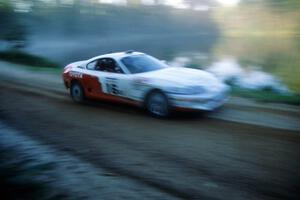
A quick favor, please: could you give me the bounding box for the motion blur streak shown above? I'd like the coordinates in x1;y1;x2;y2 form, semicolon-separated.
0;0;300;199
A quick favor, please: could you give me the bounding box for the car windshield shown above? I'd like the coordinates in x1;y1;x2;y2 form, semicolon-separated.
121;54;167;74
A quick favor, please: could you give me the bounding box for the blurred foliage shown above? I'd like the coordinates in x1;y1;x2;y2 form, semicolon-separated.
242;0;300;10
214;36;300;94
213;1;300;94
0;0;220;67
0;0;27;48
3;0;219;41
22;3;218;37
0;0;11;9
6;1;219;65
0;50;60;68
214;2;300;37
231;86;300;105
184;0;215;8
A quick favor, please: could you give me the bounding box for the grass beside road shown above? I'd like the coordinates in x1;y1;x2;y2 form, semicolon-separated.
0;50;60;69
231;86;300;105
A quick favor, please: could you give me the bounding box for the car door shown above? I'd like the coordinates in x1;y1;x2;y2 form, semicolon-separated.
85;57;129;100
80;59;104;98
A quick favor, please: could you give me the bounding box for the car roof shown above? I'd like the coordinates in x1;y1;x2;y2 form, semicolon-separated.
89;51;144;61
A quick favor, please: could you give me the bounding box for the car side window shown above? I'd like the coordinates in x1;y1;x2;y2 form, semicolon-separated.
87;60;97;70
96;58;124;74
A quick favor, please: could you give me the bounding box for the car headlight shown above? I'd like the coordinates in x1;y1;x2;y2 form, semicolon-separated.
166;86;205;95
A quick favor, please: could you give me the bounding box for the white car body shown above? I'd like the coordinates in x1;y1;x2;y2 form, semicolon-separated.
63;51;229;114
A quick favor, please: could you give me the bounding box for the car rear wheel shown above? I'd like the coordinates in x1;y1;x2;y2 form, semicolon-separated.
146;91;170;117
70;82;85;103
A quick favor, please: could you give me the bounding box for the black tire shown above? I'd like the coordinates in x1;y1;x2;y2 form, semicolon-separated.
70;82;85;103
145;90;170;118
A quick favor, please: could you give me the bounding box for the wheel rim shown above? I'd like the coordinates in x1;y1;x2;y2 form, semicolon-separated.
72;84;82;102
148;93;168;116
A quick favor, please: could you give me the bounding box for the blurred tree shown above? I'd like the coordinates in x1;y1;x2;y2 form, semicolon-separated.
127;0;141;6
0;0;27;49
153;0;161;5
184;0;215;9
242;0;300;9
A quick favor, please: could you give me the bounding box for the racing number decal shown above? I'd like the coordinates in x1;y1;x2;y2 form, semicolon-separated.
104;77;122;95
106;83;120;95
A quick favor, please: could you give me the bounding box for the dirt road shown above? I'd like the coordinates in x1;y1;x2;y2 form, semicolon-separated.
0;61;299;199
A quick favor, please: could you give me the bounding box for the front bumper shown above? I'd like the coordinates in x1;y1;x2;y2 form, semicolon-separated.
169;89;229;111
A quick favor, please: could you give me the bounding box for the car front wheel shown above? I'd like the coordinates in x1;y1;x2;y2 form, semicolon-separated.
146;91;170;117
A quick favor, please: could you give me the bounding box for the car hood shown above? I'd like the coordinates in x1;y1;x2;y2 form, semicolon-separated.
139;67;224;89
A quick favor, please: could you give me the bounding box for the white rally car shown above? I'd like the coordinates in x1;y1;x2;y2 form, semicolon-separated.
63;51;229;117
